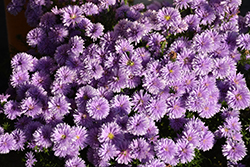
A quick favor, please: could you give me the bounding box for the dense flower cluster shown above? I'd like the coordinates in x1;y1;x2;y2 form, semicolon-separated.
2;0;250;166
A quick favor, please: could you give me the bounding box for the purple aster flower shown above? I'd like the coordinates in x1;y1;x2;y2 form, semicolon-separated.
65;157;86;167
142;75;165;95
129;138;151;161
21;97;43;118
192;54;214;76
160;61;182;82
62;5;83;28
127;113;150;136
55;66;77;84
115;39;134;55
71;126;88;149
10;71;29;88
33;125;52;148
146;98;167;121
107;69;127;93
155;138;177;163
48;24;68;44
75;85;97;109
14;116;33;130
98;122;123;145
98;143;119;162
225;117;242;132
24;121;42;141
135;47;151;67
222;140;247;162
116;140;133;165
220;107;240;120
39;12;57;28
157;7;181;29
192;32;214;53
25;151;37;167
35;56;57;74
11;129;26;151
226;86;250;110
48;95;70;117
11;52;35;72
213;57;236;79
54;44;70;66
85;23;104;41
132;90;151;113
4;100;22;120
119;52;142;75
7;0;25;15
227;73;246;89
176;139;195;164
81;2;99;16
127;21;147;43
110;95;131;116
86;127;100;147
51;80;72;96
73;110;94;128
68;35;85;56
236;33;250;50
182;129;200;148
31;71;51;91
198;102;220;119
86;96;110;120
174;0;191;10
51;123;74;148
126;73;141;89
26;27;46;47
146;32;165;53
184;14;200;31
198;131;215;151
0;133;16;154
195;2;216;25
184;118;208;136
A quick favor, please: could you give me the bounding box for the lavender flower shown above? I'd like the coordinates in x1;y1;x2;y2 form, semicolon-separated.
110;95;131;116
25;151;37;167
71;125;88;149
155;138;177;163
129;138;152;161
4;100;22;120
157;7;181;29
127;113;150;136
98;143;119;162
0;133;16;154
65;157;86;167
85;23;104;41
86;96;110;120
11;129;26;151
98;122;123;145
176;139;195;164
33;125;53;149
48;95;71;117
62;5;83;28
222;140;247;162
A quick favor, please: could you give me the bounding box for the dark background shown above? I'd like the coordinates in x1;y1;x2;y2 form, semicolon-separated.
0;1;250;93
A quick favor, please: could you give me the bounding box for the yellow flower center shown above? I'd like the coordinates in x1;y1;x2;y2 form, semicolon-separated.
61;134;66;139
164;15;171;21
108;132;114;139
76;135;80;139
70;14;77;19
127;60;134;66
169;69;173;73
236;94;242;100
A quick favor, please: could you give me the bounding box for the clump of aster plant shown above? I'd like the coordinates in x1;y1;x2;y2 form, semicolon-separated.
2;0;250;166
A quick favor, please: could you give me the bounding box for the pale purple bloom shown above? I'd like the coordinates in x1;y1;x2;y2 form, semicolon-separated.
195;2;216;25
119;52;142;75
68;35;85;56
222;140;247;161
129;138;151;161
146;98;167;121
4;100;22;120
48;95;71;117
86;96;110;120
25;151;37;167
33;125;53;148
157;7;181;29
226;86;250;110
192;32;214;53
174;0;191;10
176;139;195;164
143;158;165;167
160;61;182;82
182;129;200;148
21;97;43;118
73;110;94;128
132;90;151;113
192;54;214;76
65;157;86;167
75;85;97;109
127;113;150;136
71;126;88;149
167;97;186;119
198;131;214;151
225;117;242;132
85;23;104;41
55;66;77;84
48;24;68;44
213;57;236;79
198;102;220;119
10;71;29;88
155;138;177;163
116;140;132;165
51;123;73;147
98;122;123;145
26;27;46;47
62;5;83;28
184;14;200;31
98;143;119;162
111;95;131;116
115;39;134;55
11;129;26;151
0;133;16;154
82;2;99;16
236;33;250;50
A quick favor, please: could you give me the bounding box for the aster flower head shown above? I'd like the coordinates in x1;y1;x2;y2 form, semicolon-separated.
81;2;99;16
119;52;142;75
0;133;16;154
174;0;191;10
192;54;214;76
11;52;35;73
176;139;195;164
146;98;167;121
116;140;133;165
21;97;43;118
25;151;37;167
98;143;119;162
48;95;71;117
68;35;85;56
192;31;214;53
160;61;182;82
222;140;247;162
65;157;86;167
51;123;74;147
155;138;177;163
98;122;123;145
26;27;46;47
115;39;134;55
198;131;215;151
182;128;200;148
85;23;104;41
86;96;110;120
73;110;94;128
48;24;68;44
157;7;181;29
132;90;151;113
33;125;53;148
4;100;22;120
71;125;88;149
11;129;26;151
62;5;83;28
76;85;97;109
111;95;131;116
226;86;250;110
129;138;152;161
127;113;150;136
